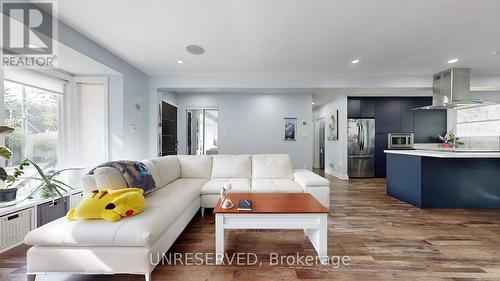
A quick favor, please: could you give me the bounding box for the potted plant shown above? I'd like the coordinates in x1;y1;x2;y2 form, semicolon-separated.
439;131;464;148
0;125;17;203
20;159;80;200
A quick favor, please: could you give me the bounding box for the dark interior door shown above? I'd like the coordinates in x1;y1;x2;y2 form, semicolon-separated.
161;102;177;156
187;112;192;155
319;119;325;169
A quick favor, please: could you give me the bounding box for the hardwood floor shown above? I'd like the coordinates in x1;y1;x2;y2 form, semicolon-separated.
2;172;500;280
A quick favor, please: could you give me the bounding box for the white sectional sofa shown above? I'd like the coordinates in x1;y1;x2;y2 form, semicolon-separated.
24;154;329;281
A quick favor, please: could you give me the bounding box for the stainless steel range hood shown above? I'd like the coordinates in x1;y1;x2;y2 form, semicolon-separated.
414;68;494;110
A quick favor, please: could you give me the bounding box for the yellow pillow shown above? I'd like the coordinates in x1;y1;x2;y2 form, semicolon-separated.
67;188;145;222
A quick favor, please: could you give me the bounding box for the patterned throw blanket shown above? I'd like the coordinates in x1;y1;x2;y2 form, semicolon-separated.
88;161;156;194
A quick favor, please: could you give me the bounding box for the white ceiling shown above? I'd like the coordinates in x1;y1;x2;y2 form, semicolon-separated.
58;0;500;76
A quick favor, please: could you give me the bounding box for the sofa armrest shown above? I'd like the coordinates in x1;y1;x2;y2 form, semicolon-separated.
293;169;329;187
293;169;330;208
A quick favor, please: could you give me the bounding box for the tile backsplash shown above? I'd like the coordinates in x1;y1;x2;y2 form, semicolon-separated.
459;136;500;150
414;136;500;151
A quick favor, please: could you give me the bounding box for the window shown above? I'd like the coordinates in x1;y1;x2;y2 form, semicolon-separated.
3;80;61;167
456;104;500;137
2;70;66;195
1;71;109;196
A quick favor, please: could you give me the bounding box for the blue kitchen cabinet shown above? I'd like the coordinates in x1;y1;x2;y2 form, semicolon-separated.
348;99;361;118
375;132;389;177
400;98;432;132
348;99;375;118
375;99;401;133
348;96;446;178
360;99;375;118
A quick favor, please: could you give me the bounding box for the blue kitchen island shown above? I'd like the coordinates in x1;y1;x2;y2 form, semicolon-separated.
385;150;500;208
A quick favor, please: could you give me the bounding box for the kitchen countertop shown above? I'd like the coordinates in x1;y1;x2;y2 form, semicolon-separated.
384;149;500;158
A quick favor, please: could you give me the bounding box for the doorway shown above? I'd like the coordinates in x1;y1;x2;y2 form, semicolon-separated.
319;118;325;170
314;117;326;170
186;109;219;155
160;101;177;156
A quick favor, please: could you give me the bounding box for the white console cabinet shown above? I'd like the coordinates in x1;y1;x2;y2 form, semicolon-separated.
0;189;83;253
0;207;35;252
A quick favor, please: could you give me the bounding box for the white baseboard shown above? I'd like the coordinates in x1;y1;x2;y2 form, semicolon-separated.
325;169;349;180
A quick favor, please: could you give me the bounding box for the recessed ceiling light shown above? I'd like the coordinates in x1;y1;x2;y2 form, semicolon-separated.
312;102;315;105
493;50;500;55
351;59;360;64
447;58;458;64
186;44;205;55
176;60;184;64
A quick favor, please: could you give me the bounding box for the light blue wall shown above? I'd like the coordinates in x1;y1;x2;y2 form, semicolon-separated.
57;22;149;160
176;93;314;169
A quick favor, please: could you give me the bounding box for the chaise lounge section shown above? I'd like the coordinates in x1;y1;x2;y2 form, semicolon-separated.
24;154;329;281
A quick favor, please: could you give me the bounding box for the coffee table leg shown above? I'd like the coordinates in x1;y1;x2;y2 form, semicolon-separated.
215;214;225;265
305;215;328;265
318;214;328;264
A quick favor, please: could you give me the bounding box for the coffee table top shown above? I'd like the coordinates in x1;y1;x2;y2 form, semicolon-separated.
213;193;329;214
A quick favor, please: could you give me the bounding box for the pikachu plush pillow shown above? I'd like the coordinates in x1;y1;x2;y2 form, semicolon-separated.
67;188;145;222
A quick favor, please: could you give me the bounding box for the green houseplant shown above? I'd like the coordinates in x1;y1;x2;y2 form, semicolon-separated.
20;159;80;200
0;124;80;205
439;131;464;148
0;125;17;203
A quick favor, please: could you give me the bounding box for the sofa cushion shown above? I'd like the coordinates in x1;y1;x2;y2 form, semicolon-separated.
148;178;207;202
25;178;204;247
141;159;159;185
293;169;330;187
94;167;128;190
251;179;304;193
177;155;212;178
149;156;180;187
81;175;97;193
201;178;251;195
211;155;251;178
252;154;293;179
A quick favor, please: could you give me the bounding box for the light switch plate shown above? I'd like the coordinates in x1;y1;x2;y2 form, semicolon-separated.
130;124;137;134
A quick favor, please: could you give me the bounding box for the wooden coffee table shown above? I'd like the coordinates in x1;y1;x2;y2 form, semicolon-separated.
213;193;329;265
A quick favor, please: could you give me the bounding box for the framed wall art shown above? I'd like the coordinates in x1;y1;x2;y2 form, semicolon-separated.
284;117;297;141
327;110;338;141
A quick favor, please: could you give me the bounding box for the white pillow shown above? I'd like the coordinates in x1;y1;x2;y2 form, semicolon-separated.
81;174;97;193
94;167;128;190
252;154;293;179
177;155;212;178
211;155;251;178
149;156;180;187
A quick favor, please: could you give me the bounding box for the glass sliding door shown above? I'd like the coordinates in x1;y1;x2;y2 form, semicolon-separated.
186;109;218;155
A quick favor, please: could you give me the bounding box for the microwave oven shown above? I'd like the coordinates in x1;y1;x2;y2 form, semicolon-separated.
388;133;414;149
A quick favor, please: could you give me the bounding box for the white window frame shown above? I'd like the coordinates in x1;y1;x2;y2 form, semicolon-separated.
71;76;110;163
2;71;67;168
1;71;110;168
1;70;67;193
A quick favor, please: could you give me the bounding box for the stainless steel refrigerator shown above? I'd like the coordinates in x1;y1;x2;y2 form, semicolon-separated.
348;118;375;178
